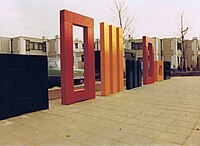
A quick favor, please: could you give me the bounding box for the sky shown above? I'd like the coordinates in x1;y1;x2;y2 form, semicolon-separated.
0;0;200;39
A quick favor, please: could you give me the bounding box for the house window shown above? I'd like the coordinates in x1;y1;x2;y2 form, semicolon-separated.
131;42;135;50
135;43;139;50
9;40;11;52
198;45;200;51
26;40;46;52
0;40;2;51
30;42;34;50
42;42;46;52
75;43;78;49
177;56;179;65
81;54;84;62
38;43;43;50
26;40;30;51
131;42;142;50
34;43;39;50
177;42;182;50
139;43;143;50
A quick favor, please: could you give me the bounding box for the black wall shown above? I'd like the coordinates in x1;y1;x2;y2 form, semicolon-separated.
0;54;48;120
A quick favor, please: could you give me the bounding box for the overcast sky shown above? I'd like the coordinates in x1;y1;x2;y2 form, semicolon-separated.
0;0;200;39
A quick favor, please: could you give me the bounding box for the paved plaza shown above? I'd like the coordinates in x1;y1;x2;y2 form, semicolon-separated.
0;77;200;146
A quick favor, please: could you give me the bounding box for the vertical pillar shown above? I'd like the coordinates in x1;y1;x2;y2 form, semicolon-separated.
100;22;110;96
109;25;117;93
116;27;124;92
83;27;95;98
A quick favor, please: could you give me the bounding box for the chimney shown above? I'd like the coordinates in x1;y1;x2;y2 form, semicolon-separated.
55;35;59;39
193;37;197;40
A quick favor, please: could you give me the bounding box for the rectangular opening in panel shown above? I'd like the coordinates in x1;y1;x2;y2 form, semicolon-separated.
148;43;152;77
159;65;162;75
73;25;85;90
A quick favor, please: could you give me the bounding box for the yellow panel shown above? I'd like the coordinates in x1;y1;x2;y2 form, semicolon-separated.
116;27;124;92
100;22;110;96
100;23;124;96
109;25;118;94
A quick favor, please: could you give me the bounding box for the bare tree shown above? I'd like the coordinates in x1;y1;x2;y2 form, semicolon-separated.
179;12;189;72
109;0;134;43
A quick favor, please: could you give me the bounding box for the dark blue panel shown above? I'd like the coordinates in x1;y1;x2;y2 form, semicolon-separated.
0;54;48;120
164;61;171;80
126;60;134;90
137;60;142;87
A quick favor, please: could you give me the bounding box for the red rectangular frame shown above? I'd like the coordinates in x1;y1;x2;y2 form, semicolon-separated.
143;36;155;85
60;10;95;105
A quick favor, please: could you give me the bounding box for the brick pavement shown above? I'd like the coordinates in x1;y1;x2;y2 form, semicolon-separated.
0;77;200;146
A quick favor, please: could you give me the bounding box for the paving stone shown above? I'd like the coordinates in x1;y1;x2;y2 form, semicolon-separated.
150;116;174;125
145;122;168;131
176;115;199;123
159;113;178;120
166;125;192;136
38;138;80;146
172;120;195;129
133;127;162;138
190;130;200;138
194;123;200;130
158;131;188;145
120;134;154;145
135;114;155;122
124;118;149;126
151;139;182;146
184;136;200;146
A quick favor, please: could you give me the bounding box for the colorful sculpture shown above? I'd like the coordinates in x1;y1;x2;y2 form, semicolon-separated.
100;22;124;96
143;36;155;85
60;10;95;105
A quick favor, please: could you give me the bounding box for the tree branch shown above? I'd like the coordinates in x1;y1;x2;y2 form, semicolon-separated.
109;0;134;43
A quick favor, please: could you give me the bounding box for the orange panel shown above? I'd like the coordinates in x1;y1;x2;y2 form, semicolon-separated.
100;22;110;96
155;61;164;82
109;25;118;93
116;27;124;92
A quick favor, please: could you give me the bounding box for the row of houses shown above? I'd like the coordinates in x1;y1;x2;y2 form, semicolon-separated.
125;37;200;69
0;35;81;68
0;35;200;69
0;35;97;69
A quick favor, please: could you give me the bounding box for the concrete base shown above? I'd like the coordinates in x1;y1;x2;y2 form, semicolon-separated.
48;81;101;100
